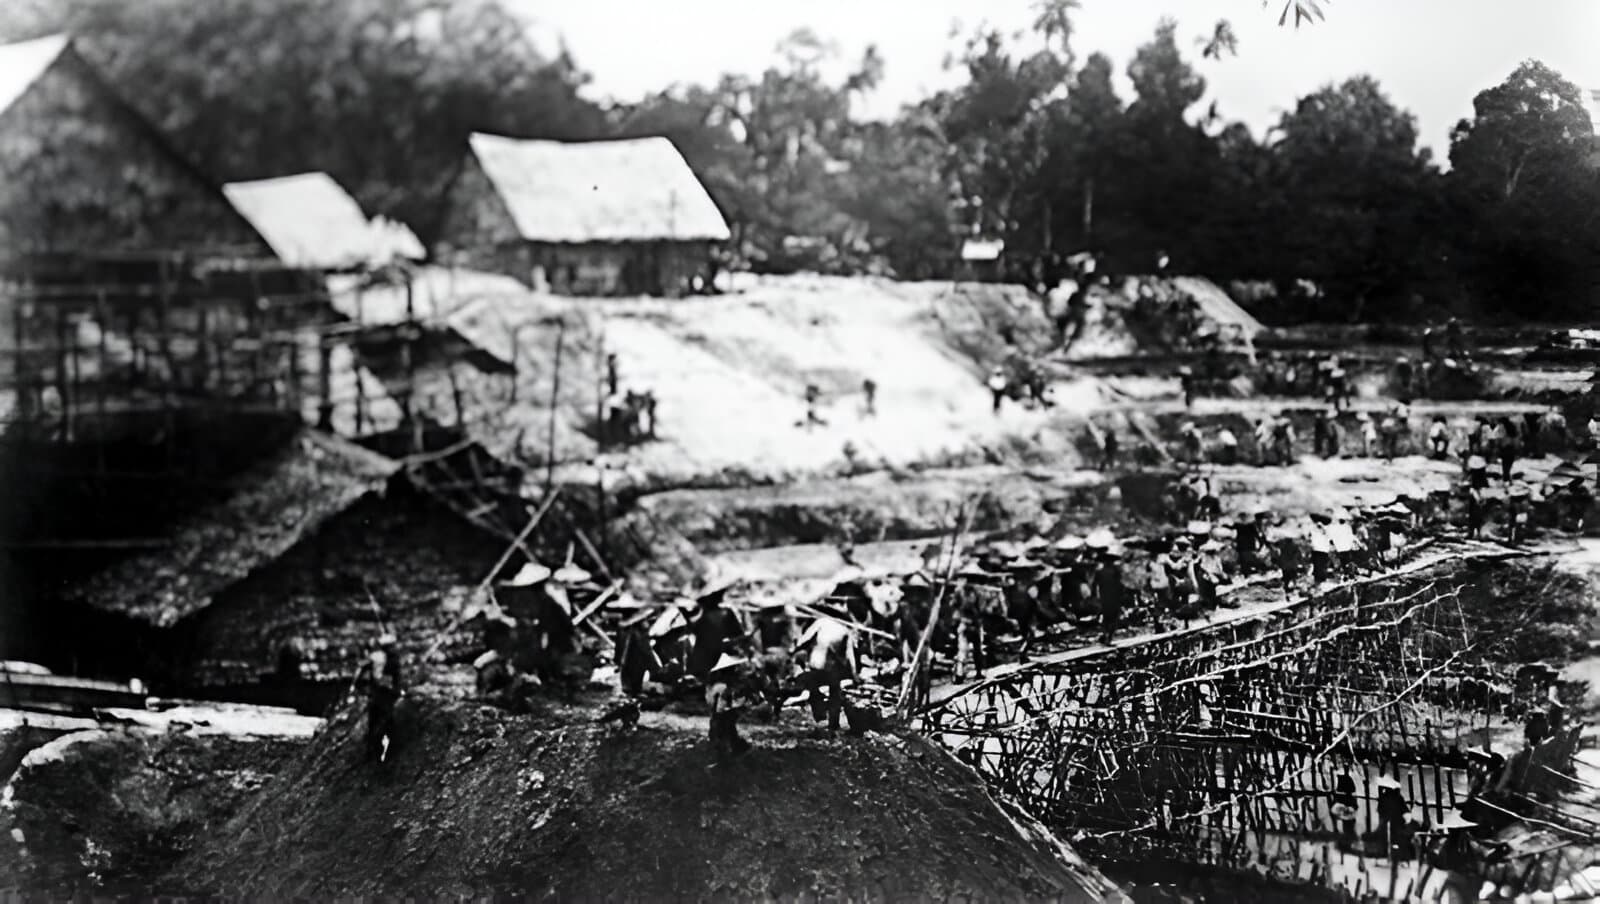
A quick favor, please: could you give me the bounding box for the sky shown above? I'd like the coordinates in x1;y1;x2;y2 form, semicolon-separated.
514;0;1600;161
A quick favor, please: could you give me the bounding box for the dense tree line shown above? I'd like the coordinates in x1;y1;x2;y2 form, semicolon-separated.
5;0;1598;321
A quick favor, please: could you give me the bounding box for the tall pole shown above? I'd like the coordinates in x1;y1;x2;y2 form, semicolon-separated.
545;319;565;495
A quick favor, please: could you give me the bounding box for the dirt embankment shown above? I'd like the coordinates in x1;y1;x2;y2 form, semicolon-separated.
163;695;1125;902
1;727;306;897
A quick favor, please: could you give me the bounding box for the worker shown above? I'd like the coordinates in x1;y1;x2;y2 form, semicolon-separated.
1524;706;1550;749
1215;426;1239;465
1465;454;1489;491
1235;508;1268;574
1099;427;1119;471
1395;355;1415;403
1180;421;1203;464
1465;486;1486;539
642;392;658;439
1178;366;1196;409
606;352;620;396
1330;509;1362;577
1522;411;1542;458
1547;688;1568;737
803;383;826;428
1148;543;1175;626
1428;417;1451;459
1309;515;1333;584
1313;408;1336;459
988;366;1008;414
1254;416;1275;466
686;580;745;681
354;633;403;763
1445;317;1466;358
1373;775;1409;856
1435;811;1480;873
1328;366;1350;411
1495;417;1518;482
1272;416;1296;465
534;566;586;690
706;654;753;758
862;377;877;417
1332;771;1359;842
1276;532;1304;594
1543;408;1568;453
797;615;857;731
1420;325;1435;360
1358;413;1378;458
1094;545;1126;643
1313;355;1334;398
1380;407;1404;460
1507;486;1530;545
1195;538;1226;609
616;622;662;695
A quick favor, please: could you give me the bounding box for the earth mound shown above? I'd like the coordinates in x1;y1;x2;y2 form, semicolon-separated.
165;695;1125;902
1;725;306;896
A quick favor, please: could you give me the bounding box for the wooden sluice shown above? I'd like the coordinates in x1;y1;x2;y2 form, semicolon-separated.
916;569;1558;899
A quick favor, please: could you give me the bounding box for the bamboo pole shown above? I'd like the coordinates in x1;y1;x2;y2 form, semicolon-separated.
897;499;974;721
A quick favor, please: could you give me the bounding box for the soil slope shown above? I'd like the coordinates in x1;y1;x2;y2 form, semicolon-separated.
166;695;1125;902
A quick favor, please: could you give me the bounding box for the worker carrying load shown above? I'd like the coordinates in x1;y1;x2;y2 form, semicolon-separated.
796;614;858;731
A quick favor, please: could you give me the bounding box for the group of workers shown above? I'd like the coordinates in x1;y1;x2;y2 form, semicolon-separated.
338;461;1554;765
599;353;658;446
1160;402;1582;474
801;378;882;427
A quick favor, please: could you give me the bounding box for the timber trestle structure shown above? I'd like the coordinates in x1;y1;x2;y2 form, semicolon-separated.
915;553;1560;894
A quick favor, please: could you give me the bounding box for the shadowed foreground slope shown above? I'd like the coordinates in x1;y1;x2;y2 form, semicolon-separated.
166;695;1124;902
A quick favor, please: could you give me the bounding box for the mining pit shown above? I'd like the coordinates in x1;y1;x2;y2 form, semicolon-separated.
6;274;1600;902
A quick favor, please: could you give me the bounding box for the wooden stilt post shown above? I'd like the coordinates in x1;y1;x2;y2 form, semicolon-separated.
196;305;210;391
54;302;70;440
12;283;27;421
95;287;108;464
288;315;302;422
158;258;174;468
317;331;334;431
247;268;263;398
545;318;565;494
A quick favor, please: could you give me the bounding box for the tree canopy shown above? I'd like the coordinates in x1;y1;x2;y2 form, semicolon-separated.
6;0;1598;321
